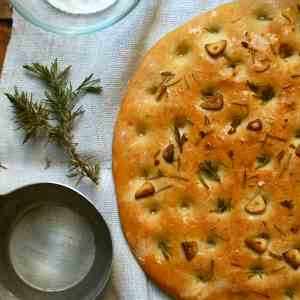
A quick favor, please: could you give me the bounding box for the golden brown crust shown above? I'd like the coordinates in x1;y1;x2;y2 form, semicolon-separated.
113;1;300;299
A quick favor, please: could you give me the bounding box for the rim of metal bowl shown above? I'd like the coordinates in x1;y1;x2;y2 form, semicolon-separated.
3;181;114;300
9;0;140;35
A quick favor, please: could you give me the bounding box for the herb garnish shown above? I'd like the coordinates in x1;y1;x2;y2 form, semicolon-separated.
280;199;294;210
248;265;265;279
256;154;271;169
158;241;171;260
197;260;215;283
279;153;292;178
247;81;259;93
5;60;101;185
199;160;221;182
274;225;287;237
256;10;273;21
285;288;296;299
277;150;286;163
261;85;275;102
212;198;232;213
295;128;300;138
148;170;189;182
204;25;220;33
228;150;234;167
247;81;275;103
248;290;270;299
174;127;187;153
156;184;173;194
207;233;217;246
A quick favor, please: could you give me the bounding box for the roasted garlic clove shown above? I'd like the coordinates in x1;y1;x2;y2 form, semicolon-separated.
245;237;268;254
200;94;224;111
205;40;227;57
245;195;267;215
250;49;271;73
163;144;175;163
135;182;155;199
252;58;271;73
182;241;198;261
283;249;300;269
247;119;263;131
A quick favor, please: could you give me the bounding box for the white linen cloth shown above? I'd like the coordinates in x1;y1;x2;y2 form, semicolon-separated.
0;1;229;299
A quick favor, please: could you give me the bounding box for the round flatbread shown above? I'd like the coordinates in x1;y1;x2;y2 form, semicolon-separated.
113;1;300;299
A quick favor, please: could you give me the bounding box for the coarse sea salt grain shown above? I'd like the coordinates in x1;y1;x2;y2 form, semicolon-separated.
46;0;117;15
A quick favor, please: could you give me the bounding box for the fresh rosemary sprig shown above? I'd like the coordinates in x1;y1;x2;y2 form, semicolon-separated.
5;89;50;143
5;60;102;185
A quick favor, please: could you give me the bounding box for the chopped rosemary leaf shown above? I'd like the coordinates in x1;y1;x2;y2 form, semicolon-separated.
256;154;271;169
204;25;220;33
294;128;300;138
285;287;296;299
199;160;221;182
5;60;102;185
207;234;217;246
246;81;275;103
280;199;294;210
248;265;265;279
158;241;171;260
247;81;259;93
213;198;232;213
260;86;275;102
174;125;188;153
197;273;211;283
197;260;215;282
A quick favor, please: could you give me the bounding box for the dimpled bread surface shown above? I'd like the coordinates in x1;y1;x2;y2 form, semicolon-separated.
113;1;300;299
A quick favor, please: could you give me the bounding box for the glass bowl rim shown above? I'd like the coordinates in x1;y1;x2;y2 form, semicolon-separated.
9;0;140;35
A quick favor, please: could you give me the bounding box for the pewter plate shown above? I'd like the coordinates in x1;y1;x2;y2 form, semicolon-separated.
0;183;113;300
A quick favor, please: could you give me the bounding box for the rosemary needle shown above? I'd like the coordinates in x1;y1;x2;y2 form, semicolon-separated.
5;59;102;185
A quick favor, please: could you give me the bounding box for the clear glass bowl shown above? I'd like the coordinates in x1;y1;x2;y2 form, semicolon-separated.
9;0;140;35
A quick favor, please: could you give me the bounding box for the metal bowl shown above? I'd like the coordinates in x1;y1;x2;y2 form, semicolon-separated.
0;182;113;300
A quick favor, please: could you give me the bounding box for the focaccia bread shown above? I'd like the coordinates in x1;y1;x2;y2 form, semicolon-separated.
113;1;300;299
